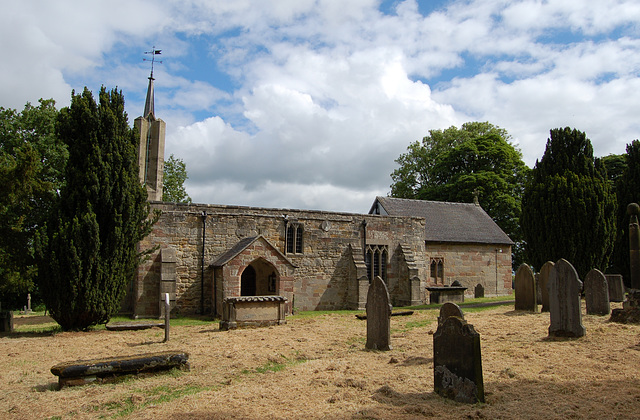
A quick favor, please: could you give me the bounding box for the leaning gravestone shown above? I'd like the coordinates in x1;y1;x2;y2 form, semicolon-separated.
538;261;554;312
438;302;464;327
515;264;537;312
365;276;392;351
548;259;585;337
433;316;484;403
584;269;610;316
605;274;625;302
474;284;484;299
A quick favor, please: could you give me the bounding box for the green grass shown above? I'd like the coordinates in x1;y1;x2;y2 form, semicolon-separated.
241;354;308;376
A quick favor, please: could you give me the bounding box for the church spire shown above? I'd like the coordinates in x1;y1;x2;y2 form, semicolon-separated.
143;47;162;119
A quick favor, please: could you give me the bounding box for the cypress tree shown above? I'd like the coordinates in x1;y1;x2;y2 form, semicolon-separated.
36;87;154;331
521;127;617;278
609;140;640;285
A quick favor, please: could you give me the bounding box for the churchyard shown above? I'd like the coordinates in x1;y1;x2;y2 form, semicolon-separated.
1;299;639;419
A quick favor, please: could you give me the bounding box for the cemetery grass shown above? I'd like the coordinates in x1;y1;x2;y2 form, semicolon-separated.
2;302;640;419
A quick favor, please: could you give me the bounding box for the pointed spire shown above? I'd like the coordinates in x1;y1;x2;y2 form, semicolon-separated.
142;47;162;120
143;72;155;119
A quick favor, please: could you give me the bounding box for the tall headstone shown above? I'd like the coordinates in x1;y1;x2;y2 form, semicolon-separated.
548;259;585;337
474;284;484;299
365;276;392;351
515;264;537;312
584;269;610;315
438;302;464;327
605;274;625;302
538;261;554;312
629;203;640;290
433;316;484;403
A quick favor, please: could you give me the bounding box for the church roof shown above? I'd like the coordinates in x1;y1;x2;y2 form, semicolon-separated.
210;235;296;268
143;74;155;120
370;196;514;245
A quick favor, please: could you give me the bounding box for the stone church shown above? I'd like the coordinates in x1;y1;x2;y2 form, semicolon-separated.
128;74;513;318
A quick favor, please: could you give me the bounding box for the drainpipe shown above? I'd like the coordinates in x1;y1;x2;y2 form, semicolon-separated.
201;211;207;315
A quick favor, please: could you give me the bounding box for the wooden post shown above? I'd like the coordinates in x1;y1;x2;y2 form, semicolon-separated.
163;293;170;342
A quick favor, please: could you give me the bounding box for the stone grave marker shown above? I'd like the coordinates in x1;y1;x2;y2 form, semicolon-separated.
584;269;610;316
474;284;484;299
605;274;625;302
515;264;537;312
438;302;464;327
365;276;392;351
538;261;554;312
548;259;585;337
433;316;484;403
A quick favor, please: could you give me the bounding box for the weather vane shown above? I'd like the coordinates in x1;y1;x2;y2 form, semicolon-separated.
143;46;162;78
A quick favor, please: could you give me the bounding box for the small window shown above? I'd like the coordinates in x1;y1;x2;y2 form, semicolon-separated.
430;257;444;284
286;223;304;254
366;245;388;283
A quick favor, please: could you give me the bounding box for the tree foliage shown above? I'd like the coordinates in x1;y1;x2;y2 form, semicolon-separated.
521;127;617;278
390;122;529;267
608;141;640;285
0;99;66;309
163;154;192;203
36;87;155;330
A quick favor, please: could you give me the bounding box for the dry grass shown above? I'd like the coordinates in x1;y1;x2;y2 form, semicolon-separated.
2;303;639;419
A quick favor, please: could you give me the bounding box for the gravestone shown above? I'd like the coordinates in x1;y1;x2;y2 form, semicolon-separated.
365;276;392;351
548;259;585;337
605;274;625;302
438;302;464;327
433;316;484;403
584;269;610;315
474;284;484;299
0;310;13;333
538;261;554;312
515;264;537;312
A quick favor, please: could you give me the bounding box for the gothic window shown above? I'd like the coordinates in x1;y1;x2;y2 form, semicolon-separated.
286;223;304;254
430;257;444;284
366;245;388;283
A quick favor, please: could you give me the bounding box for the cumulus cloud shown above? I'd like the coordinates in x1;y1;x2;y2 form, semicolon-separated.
1;0;639;212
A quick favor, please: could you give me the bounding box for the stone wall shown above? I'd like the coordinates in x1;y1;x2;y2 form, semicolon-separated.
424;242;513;296
133;202;428;317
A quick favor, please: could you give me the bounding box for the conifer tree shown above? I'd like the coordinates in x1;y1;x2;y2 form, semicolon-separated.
36;87;155;330
608;140;640;285
521;127;617;277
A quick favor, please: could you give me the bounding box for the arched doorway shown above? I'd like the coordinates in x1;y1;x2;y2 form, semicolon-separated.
241;265;257;296
241;259;279;296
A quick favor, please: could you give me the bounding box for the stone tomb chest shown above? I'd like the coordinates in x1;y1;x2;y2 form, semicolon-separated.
220;296;288;330
427;282;467;304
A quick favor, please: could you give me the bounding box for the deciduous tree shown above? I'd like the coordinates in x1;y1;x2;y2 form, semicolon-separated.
163;154;192;203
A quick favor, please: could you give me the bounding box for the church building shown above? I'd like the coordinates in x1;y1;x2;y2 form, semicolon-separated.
129;73;513;318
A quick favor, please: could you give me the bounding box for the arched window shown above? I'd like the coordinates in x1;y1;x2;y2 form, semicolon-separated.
366;245;388;283
430;257;445;284
286;223;304;254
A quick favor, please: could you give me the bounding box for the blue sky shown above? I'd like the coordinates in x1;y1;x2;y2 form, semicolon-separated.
1;0;639;212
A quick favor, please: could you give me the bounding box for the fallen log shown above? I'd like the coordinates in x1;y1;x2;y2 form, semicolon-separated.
355;310;414;320
50;351;190;388
105;321;165;331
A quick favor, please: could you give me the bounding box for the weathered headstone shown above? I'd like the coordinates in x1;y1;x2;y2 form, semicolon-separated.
605;274;625;302
433;316;484;403
538;261;554;312
438;302;464;327
584;269;610;315
474;284;484;299
365;276;392;351
548;259;585;337
515;264;537;312
27;293;32;314
0;310;13;333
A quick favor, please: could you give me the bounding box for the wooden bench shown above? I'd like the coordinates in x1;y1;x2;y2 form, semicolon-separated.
50;351;190;388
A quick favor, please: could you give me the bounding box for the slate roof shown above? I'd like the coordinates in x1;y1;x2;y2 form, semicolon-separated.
370;196;514;245
210;235;296;268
